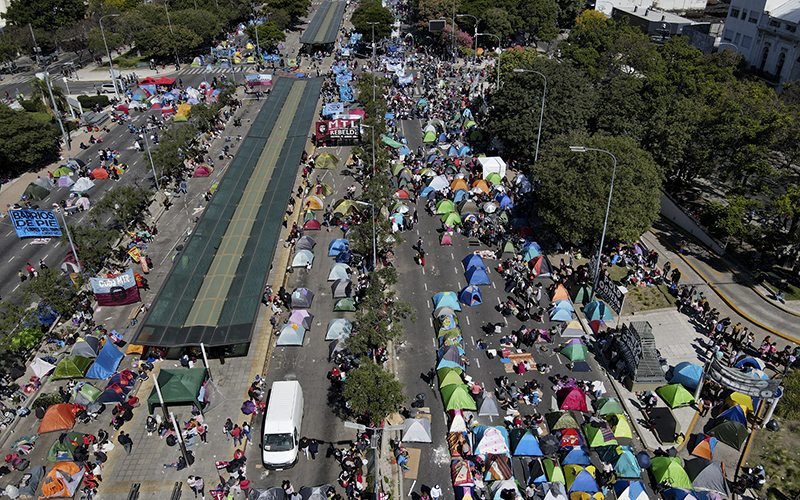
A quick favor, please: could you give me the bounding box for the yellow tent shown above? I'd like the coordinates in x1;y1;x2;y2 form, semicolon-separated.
305;196;324;210
725;392;753;412
246;42;254;49
605;413;632;439
176;103;191;117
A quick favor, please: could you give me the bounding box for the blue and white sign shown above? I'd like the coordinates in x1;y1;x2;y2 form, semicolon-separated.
9;209;62;238
323;102;345;116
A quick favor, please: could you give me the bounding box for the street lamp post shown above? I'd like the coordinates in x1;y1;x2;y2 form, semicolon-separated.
456;14;478;70
476;33;500;89
58;208;83;273
142;128;163;193
569;146;618;301
164;1;180;67
99;14;121;103
42;64;70;152
367;22;379;102
513;68;547;164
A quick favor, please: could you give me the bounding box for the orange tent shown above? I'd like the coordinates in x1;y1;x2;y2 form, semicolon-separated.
305;196;324;210
471;179;490;194
551;284;569;302
39;462;84;499
38;404;76;434
450;179;468;192
91;168;109;179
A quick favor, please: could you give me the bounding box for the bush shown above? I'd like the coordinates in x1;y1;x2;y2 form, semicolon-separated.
77;95;110;110
32;393;62;410
20;100;40;112
113;55;146;69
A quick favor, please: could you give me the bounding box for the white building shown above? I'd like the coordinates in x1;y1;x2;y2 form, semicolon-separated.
595;0;707;17
722;0;800;85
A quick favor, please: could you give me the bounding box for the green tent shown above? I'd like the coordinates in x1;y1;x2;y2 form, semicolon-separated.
23;183;51;201
502;240;516;254
47;432;86;461
571;283;593;305
440;384;476;411
595;397;625;416
392;163;407;176
73;383;101;403
559;343;588;362
437;326;461;338
546;411;579;431
650;457;693;489
147;367;208;413
583;424;618;448
464;120;477;128
381;136;404;149
706;419;749;450
423;130;437;143
304;210;316;223
470;130;483;141
316;152;339;170
543;458;565;483
436;200;456;214
485;173;502;185
53;166;73;177
441;212;463;226
438;368;463;388
52;356;93;380
334;298;357;311
656;384;696;408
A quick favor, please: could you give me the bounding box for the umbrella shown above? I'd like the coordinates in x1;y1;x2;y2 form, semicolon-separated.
241;400;256;414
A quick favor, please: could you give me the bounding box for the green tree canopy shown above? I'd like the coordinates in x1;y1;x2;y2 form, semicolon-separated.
3;0;87;29
66;224;117;272
152;123;198;181
91;185;154;231
536;133;664;244
351;0;393;40
244;22;286;50
173;8;224;45
0;105;59;179
342;360;405;424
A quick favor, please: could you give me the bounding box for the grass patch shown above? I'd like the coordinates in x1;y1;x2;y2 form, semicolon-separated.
762;280;800;301
750;421;800;499
573;260;677;313
92;55;147;70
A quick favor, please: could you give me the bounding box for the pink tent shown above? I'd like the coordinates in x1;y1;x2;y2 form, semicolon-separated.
440;233;452;245
557;387;588;412
194;165;211;177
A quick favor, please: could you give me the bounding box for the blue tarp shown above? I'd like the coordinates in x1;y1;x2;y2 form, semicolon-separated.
466;267;491;285
85;342;124;380
459;285;483;306
670;362;704;390
462;254;486;271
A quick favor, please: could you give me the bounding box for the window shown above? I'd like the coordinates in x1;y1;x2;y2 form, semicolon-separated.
776;52;786;77
770;20;780;27
723;29;733;41
760;45;770;71
787;24;797;33
742;35;753;48
730;7;740;18
734;33;741;43
741;9;747;20
749;14;758;23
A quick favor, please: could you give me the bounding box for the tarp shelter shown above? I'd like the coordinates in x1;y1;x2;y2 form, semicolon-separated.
52;356;93;380
402;419;432;443
583;424;618;448
478;157;507;179
296;236;316;251
17;465;45;498
331;279;353;299
594;397;624;416
670;362;704;390
433;292;462;311
291;288;314;308
717;404;748;426
689;434;717;460
509;429;543;456
328;263;351;281
146;368;208;413
650;457;694;489
326;319;352;340
546;412;579;431
478;392;500;417
584;301;614;321
39;462;84;499
85;342;124;379
466;267;491;285
657;384;696;408
292;250;315;267
277;323;306;346
706;419;748;450
333;298;356;311
23;183;50;201
684;458;730;496
557;387;589;412
474;425;510;455
38;404;77;434
563;447;592;466
328;239;350;256
613;481;648;500
459;285;483;306
31;357;57;379
461;254;485;271
441;385;476;411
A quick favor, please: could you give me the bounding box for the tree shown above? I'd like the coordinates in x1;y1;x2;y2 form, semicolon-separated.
342;360;405;423
555;0;585;28
56;20;93;61
88;28;123;58
152;122;198;181
65;224;118;272
3;0;87;29
91;185;154;231
28;76;68;117
174;8;223;46
134;24;203;58
560;10;636;80
244;22;286;50
699;197;753;243
536;132;664;244
0;104;59;178
517;0;558;43
188;102;220;133
264;0;310;24
351;0;393;40
772;185;800;239
21;268;84;320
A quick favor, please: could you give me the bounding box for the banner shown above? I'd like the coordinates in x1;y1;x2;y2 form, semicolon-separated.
90;269;141;306
316;118;360;140
127;247;141;263
398;75;414;85
9;209;62;238
339;86;354;102
245;74;273;86
323;102;345;116
595;272;626;313
707;359;782;400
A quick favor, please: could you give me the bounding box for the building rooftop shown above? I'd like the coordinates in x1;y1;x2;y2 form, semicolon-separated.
768;0;800;24
614;5;695;24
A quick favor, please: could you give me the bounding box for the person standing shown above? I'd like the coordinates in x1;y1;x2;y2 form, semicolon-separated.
430;485;443;500
419;247;426;267
239;477;250;497
117;431;133;455
308;438;319;460
193;476;205;499
187;476;197;497
231;424;242;446
223;418;233;441
299;436;309;459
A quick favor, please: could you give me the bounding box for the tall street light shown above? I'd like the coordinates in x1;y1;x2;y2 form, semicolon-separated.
456;14;478;70
476;33;500;89
99;14;121;102
164;1;180;67
569;146;617;302
41;64;70;151
143;128;163;193
367;22;379;102
513;68;547;164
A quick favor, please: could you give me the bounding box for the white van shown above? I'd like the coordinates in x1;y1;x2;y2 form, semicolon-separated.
262;380;304;469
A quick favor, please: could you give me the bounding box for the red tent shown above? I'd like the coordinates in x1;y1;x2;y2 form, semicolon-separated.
155;77;176;85
303;219;321;230
395;189;410;199
515;226;535;237
529;256;553;277
139;77;157;85
557;387;588;412
91;168;109;179
116;104;129;113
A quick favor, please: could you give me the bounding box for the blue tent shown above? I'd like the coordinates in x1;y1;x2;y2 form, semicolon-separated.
550;308;573;322
663;489;700;500
328;239;350;256
614;449;643;478
462;254;486;271
717;405;748;426
735;357;765;370
399;147;411;155
85;342;124;380
522;247;541;262
439;133;447;143
459;146;471;156
563;447;591;466
453;189;469;202
553;300;575;312
497;195;514;210
447;145;459;156
584;301;614;321
427;154;440;163
509;429;543;456
437;358;463;371
466;267;491;285
613;481;648;500
335;251;352;263
420;187;436;198
670;362;704;390
433;292;462;311
459;285;483;306
569;469;599;494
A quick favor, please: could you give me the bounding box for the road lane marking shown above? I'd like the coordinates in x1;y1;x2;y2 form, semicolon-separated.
8;256;14;262
5;230;12;236
470;336;474;345
424;282;427;290
492;282;496;289
465;316;470;325
429;317;433;327
475;357;480;369
454;266;458;274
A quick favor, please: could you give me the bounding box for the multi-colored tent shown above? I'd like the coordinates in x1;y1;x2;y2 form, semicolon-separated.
39;462;84;499
689;434;717;460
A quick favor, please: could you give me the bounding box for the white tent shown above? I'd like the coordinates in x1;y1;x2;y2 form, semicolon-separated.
449;412;467;433
540;483;568;500
478;157;507;179
402;418;432;443
478;392;500;416
31;357;57;379
428;175;449;192
291;250;314;267
71;177;96;193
